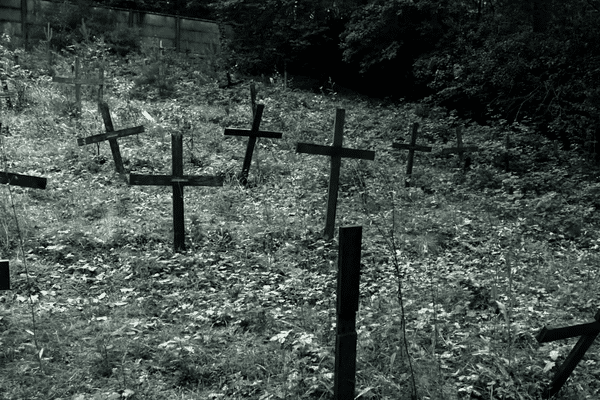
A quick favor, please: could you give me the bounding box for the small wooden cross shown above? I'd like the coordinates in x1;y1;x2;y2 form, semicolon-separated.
0;260;9;290
536;309;600;398
392;122;432;187
441;126;478;169
129;133;224;252
224;95;282;186
77;102;145;174
334;226;362;400
52;57;103;116
296;109;375;240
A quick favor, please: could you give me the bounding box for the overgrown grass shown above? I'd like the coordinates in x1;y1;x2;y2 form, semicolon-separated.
1;37;600;400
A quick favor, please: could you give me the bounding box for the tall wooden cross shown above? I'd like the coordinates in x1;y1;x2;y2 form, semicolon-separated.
0;260;9;290
129;133;223;252
77;102;145;174
52;57;103;116
536;310;600;398
441;126;478;170
334;226;362;399
296;108;375;240
392;122;432;187
224;87;282;185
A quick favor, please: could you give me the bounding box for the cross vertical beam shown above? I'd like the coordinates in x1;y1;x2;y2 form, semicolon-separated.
296;109;375;240
441;126;478;169
536;309;600;398
334;226;362;400
0;260;9;290
52;57;103;116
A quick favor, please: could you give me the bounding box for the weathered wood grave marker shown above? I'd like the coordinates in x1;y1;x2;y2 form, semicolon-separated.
536;310;600;398
296;109;375;240
392;122;432;187
0;76;15;109
441;126;478;171
52;57;104;116
0;260;9;291
224;85;282;186
129;133;223;252
77;102;145;175
334;225;362;399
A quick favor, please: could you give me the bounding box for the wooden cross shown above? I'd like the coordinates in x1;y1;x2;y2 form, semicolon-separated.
334;226;362;399
441;126;478;170
296;109;375;240
52;57;103;116
224;88;282;185
392;122;432;187
77;102;145;174
129;133;223;252
536;310;600;398
0;260;9;290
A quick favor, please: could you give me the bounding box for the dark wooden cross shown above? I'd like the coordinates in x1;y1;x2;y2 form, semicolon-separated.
334;225;362;400
441;126;478;170
129;133;224;252
296;108;375;240
77;102;145;174
224;86;282;185
536;310;600;399
392;122;432;187
52;57;103;116
0;260;9;290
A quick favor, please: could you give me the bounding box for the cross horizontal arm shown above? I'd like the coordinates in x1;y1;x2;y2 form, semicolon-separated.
537;321;600;342
392;143;432;152
441;146;479;154
129;174;223;187
0;171;47;189
78;126;145;146
52;77;103;85
296;143;375;161
224;128;282;139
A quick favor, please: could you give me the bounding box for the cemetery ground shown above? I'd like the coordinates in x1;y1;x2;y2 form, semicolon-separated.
1;45;600;400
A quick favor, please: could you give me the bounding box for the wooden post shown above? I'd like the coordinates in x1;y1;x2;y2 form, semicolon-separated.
441;126;478;170
536;310;600;398
129;133;223;252
77;102;145;174
334;226;362;400
0;260;9;291
52;57;104;116
224;96;282;186
296;109;375;240
392;122;432;187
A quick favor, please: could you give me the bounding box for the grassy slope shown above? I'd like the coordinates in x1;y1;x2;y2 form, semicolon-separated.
1;46;600;400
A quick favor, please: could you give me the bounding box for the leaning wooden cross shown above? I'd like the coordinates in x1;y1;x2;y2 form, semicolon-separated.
392;122;432;187
334;225;362;399
52;57;104;115
296;109;375;240
536;310;600;399
129;133;224;252
441;126;478;169
224;85;282;185
77;102;145;174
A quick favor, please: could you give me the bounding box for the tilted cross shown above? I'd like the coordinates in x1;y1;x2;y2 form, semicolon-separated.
441;126;478;169
129;133;223;252
392;122;432;187
296;108;375;240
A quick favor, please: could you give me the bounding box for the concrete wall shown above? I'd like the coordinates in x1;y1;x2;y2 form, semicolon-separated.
0;0;230;56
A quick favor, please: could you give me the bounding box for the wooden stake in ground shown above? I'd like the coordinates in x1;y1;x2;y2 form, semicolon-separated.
52;57;104;116
392;122;432;187
296;109;375;240
224;100;282;186
334;225;362;399
0;260;9;290
77;102;145;174
536;309;600;399
129;133;223;252
441;126;478;170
